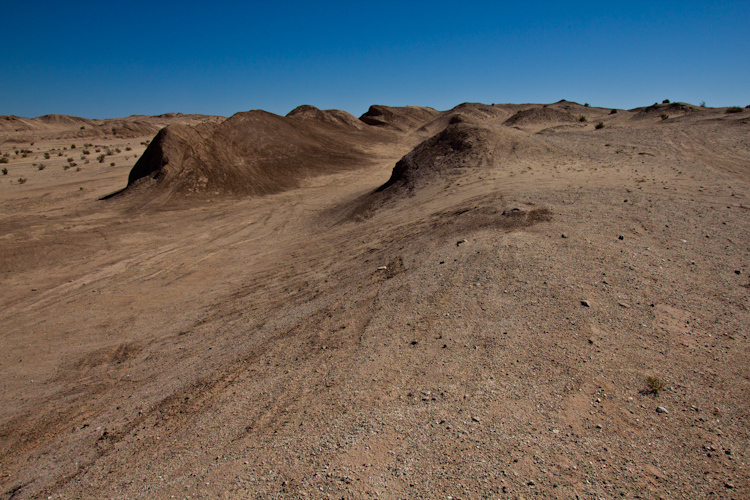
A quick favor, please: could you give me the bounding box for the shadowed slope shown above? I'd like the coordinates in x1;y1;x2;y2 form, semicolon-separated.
358;105;440;133
123;107;394;200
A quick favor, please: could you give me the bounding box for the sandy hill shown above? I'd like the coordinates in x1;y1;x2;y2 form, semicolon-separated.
122;106;407;200
0;112;226;142
1;101;750;500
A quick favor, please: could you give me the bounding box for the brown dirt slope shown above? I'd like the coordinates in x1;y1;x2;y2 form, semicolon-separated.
123;108;404;200
376;123;496;193
503;106;579;127
358;104;440;132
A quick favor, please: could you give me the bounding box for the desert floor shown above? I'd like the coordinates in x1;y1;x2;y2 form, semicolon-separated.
1;104;749;499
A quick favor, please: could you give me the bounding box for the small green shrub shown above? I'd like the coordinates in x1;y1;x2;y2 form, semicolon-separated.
595;122;605;129
578;115;587;122
63;164;70;170
584;103;589;107
610;109;618;114
725;106;742;113
82;150;90;155
18;177;27;184
660;113;669;120
57;152;63;156
44;152;50;159
125;146;132;151
71;144;76;149
0;157;8;164
662;99;670;104
700;101;706;107
37;164;45;171
110;162;115;166
97;154;105;163
1;167;7;175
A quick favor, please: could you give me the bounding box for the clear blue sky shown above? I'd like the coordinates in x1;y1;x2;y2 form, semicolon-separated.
2;1;748;119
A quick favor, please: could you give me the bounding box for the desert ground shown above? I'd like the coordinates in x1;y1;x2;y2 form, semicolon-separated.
1;101;749;499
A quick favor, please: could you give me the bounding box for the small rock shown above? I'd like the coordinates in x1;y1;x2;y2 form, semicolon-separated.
471;416;480;423
725;482;734;489
656;406;669;414
377;266;387;270
596;424;603;429
581;300;591;307
456;239;467;246
618;302;631;309
561;234;567;239
618;235;624;240
735;270;742;275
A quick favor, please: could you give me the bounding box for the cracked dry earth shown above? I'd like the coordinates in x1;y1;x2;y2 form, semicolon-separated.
2;107;750;500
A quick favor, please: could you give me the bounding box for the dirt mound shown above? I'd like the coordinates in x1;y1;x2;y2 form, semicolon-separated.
629;102;700;121
375;123;494;194
359;105;439;132
503;106;578;127
34;114;94;127
92;120;161;138
0;115;38;133
286;105;365;129
123;109;389;200
415;102;517;136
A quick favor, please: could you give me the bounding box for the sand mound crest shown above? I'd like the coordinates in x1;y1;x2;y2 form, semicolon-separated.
34;114;94;127
0;115;38;133
359;105;439;132
629;102;699;121
415;102;516;136
376;123;494;194
503;106;578;127
121;109;389;201
95;120;161;138
286;105;365;129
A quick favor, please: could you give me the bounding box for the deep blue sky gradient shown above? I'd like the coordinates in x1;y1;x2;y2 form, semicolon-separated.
2;1;748;119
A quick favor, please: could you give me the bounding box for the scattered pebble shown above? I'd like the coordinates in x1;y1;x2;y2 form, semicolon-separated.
656;406;669;414
581;300;591;307
377;266;387;270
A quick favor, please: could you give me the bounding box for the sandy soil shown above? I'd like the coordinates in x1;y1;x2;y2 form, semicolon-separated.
1;103;749;499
